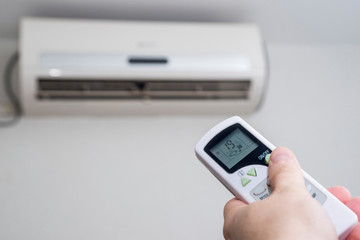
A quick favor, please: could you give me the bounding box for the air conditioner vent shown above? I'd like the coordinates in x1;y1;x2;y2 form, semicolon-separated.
38;79;251;100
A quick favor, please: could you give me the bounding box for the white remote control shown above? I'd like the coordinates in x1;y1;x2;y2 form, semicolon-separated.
195;116;358;239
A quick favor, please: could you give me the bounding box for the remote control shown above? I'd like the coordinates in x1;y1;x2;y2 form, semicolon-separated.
195;116;358;239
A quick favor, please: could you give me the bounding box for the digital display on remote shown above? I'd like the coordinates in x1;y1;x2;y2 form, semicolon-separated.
210;128;259;169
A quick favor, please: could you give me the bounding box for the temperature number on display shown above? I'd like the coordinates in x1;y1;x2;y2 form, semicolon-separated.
225;140;243;158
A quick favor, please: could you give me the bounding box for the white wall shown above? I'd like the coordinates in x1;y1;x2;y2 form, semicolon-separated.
1;0;360;44
1;45;360;240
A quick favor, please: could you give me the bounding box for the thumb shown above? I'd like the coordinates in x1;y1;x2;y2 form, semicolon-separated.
268;146;305;193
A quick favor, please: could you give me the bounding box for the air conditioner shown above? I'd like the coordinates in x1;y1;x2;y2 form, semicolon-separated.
20;17;268;115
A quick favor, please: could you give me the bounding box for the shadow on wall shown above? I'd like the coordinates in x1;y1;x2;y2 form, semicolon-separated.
30;2;247;23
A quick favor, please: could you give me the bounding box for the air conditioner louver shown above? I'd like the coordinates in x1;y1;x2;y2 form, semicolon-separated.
38;79;251;100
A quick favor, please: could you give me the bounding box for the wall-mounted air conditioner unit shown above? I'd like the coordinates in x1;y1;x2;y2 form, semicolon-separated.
20;17;268;115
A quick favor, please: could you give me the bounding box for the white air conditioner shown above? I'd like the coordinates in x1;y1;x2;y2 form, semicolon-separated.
19;17;268;115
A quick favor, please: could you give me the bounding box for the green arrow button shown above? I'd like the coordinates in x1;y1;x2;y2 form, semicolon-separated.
241;177;251;187
247;168;257;177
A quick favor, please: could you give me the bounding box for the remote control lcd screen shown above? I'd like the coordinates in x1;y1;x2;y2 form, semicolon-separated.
210;128;259;169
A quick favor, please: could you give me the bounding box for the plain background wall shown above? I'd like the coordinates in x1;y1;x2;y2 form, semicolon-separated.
0;1;360;239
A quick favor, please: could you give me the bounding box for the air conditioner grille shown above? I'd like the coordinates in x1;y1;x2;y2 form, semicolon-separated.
38;79;251;100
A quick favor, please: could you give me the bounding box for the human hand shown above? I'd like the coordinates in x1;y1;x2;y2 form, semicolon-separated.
328;186;360;240
223;147;359;240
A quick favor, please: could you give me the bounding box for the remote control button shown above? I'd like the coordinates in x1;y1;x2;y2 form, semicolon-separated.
241;177;251;187
252;184;267;196
265;154;271;165
247;168;257;177
306;185;312;192
237;170;245;177
250;178;273;201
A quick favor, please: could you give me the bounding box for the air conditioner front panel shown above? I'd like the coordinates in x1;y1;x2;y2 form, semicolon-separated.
19;18;267;115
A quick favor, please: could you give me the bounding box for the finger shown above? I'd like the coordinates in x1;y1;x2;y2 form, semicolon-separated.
346;197;360;221
328;186;352;204
224;198;247;213
268;146;305;193
223;198;247;239
345;223;360;240
224;198;247;219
